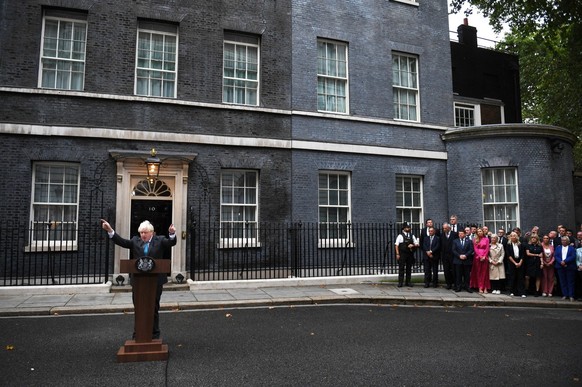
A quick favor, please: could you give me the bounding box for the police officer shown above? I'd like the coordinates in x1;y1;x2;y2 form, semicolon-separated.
395;222;419;287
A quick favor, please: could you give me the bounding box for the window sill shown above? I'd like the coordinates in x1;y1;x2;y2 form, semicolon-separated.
394;117;420;123
391;0;419;6
317;110;350;116
223;101;259;107
25;243;78;253
217;240;262;249
318;240;355;249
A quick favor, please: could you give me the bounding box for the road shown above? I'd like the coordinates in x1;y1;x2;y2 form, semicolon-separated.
1;305;581;386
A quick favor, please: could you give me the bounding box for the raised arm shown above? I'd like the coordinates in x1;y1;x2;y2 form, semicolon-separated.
100;219;113;233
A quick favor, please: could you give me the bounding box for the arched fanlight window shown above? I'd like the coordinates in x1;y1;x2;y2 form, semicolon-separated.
132;179;172;197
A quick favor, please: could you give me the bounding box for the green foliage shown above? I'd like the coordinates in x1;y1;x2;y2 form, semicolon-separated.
450;1;582;167
450;0;582;34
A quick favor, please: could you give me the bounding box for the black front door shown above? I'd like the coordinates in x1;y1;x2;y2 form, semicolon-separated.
130;199;173;259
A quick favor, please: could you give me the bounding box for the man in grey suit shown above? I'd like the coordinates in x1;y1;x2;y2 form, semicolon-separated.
452;229;474;293
101;219;177;339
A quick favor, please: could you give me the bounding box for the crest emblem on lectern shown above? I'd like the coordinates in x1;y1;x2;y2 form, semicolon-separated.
136;257;155;272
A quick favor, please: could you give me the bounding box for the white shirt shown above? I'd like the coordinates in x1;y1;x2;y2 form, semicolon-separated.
108;229;176;240
512;243;520;258
395;233;419;246
562;246;569;261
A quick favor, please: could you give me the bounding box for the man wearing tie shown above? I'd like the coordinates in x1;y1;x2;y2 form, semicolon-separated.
440;222;457;289
422;226;441;288
449;215;459;233
101;219;177;339
452;229;474;292
420;218;440;247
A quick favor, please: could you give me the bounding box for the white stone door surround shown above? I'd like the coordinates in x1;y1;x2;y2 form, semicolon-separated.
109;149;196;283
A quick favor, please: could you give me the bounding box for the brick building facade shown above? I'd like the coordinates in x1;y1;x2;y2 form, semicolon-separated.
0;0;576;283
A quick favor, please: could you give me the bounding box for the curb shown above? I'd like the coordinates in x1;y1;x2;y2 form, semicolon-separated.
1;297;580;318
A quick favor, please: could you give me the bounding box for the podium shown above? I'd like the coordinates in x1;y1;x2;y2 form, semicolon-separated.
116;258;170;362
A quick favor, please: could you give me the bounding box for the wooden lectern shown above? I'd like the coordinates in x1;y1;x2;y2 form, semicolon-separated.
116;258;170;362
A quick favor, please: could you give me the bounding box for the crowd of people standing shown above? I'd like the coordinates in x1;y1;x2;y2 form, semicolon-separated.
395;215;582;301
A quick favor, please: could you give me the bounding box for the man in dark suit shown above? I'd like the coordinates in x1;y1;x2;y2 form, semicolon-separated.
422;226;441;288
449;215;459;233
419;218;440;248
496;228;508;247
554;225;575;247
101;219;177;339
440;222;457;289
452;229;474;292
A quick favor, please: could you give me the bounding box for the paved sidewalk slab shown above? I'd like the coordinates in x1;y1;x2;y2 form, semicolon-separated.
1;280;582;317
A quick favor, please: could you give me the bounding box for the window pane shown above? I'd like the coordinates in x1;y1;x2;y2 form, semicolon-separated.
329;191;338;205
404;192;412;207
481;168;518;231
507;186;517;202
223;37;259;105
483;186;494;203
35;183;49;202
339;190;348;205
412;193;421;206
41;17;86;91
396;175;422;229
317;40;348;113
482;170;493;185
220;170;258;241
31;163;79;242
494;186;505;202
135;29;177;98
483;205;494;220
392;53;419;121
318;172;351;240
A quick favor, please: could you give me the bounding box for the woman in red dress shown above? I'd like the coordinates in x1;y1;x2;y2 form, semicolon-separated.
470;228;491;293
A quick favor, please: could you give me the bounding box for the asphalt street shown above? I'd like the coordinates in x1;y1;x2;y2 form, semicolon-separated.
1;305;581;386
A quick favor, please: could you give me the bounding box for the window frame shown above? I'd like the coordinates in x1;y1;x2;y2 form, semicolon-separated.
219;169;259;248
38;14;88;91
395;175;423;230
222;34;260;106
454;102;483;127
28;162;81;251
135;26;178;98
481;167;520;232
318;171;352;247
317;39;349;114
392;52;420;122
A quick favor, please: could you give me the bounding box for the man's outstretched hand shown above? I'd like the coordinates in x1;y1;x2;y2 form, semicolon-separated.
100;219;113;233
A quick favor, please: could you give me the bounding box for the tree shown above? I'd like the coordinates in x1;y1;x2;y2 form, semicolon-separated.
450;0;582;167
450;0;582;35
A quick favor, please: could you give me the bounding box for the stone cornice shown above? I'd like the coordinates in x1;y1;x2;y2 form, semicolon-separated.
441;124;578;145
109;149;197;162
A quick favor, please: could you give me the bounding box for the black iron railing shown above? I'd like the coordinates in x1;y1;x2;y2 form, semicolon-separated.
1;222;430;286
0;222;111;286
189;222;427;281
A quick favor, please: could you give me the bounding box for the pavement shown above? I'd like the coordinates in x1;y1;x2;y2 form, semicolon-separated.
1;275;581;317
